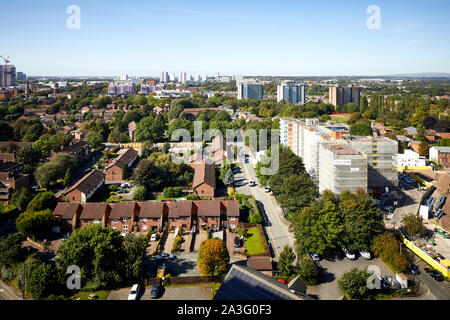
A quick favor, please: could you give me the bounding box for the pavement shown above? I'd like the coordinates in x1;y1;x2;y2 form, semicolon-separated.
390;183;423;228
233;142;295;262
107;285;212;300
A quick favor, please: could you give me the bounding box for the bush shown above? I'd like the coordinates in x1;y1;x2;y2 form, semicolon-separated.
338;268;371;300
186;194;200;200
298;256;320;285
26;192;58;213
16;209;55;241
163;187;183;198
172;235;183;252
133;185;148;201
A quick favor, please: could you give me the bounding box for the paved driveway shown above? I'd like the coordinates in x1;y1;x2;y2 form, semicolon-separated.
108;285;212;300
306;255;396;300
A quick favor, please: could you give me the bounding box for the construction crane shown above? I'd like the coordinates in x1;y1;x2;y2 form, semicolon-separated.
0;55;10;65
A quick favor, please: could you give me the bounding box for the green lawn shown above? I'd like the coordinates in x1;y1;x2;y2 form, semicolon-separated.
71;290;110;300
244;227;266;255
330;116;350;123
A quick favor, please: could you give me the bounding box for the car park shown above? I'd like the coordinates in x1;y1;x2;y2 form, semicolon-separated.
127;284;140;300
342;247;356;260
359;251;371;260
150;284;161;299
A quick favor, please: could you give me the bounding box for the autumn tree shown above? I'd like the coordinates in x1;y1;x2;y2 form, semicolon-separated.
371;232;409;273
402;215;424;239
197;238;229;278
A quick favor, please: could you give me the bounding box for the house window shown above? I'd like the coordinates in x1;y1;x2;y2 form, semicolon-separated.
230;217;236;221
142;218;147;222
182;224;187;229
123;225;128;229
122;217;128;222
113;219;118;223
93;219;100;224
142;225;147;230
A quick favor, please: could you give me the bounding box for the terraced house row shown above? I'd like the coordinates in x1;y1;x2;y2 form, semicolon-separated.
52;200;240;235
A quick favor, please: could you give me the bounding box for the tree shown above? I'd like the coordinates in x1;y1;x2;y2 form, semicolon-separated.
35;153;77;188
135;116;165;142
402;215;424;239
0;233;27;268
16;209;54;241
27;260;57;299
10;188;35;211
26;191;58;212
84;131;104;149
276;174;318;214
418;141;429;157
197;238;229;277
122;233;148;282
338;268;371;300
350;122;372;136
278;245;296;277
63;168;71;187
371;232;409;273
297;256;320;285
0;121;14;141
167;118;193;140
133;185;148;201
15;144;42;174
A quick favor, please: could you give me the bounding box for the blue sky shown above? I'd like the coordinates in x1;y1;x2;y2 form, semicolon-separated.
1;0;449;76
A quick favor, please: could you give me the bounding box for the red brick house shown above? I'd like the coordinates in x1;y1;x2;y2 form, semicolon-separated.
168;200;194;232
192;162;216;198
138;201;166;232
108;202;139;234
128;121;137;142
211;135;228;165
77;203;110;228
195;200;222;231
105;148;138;183
52;140;92;162
52;202;83;232
223;200;240;231
62;170;105;203
0;162;30;202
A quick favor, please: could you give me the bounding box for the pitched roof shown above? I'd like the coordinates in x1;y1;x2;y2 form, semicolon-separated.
109;201;138;219
195;200;221;217
139;201;164;218
168;200;193;218
211;135;226;152
288;276;308;295
192;162;216;189
224;200;240;217
128;121;137;132
60;140;90;153
64;170;105;196
247;256;273;271
80;203;109;219
214;265;308;300
106;148;138;170
53;202;81;219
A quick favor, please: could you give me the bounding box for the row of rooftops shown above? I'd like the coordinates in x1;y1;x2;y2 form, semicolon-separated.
54;199;240;220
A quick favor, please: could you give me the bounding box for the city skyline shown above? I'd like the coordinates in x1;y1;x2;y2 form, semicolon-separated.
1;0;450;76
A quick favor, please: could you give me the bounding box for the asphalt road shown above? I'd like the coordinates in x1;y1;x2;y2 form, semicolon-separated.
234;143;295;262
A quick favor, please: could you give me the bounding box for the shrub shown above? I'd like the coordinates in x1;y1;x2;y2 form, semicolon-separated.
297;256;320;285
16;209;55;241
338;268;371;300
163;187;183;198
186;194;200;200
371;232;409;273
133;185;148;201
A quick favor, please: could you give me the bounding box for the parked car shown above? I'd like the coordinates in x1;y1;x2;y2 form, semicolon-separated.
424;268;443;281
157;253;169;260
248;180;256;187
150;284;161;299
234;236;242;248
263;186;271;192
150;233;158;242
409;264;420;275
127;284;140;300
342;247;356;260
359;250;371;260
167;254;176;259
234;181;245;187
309;252;320;262
121;183;131;188
117;189;127;194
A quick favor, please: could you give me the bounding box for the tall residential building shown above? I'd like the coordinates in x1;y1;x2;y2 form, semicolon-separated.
179;71;186;83
120;74;128;81
343;136;398;189
237;83;264;100
319;143;368;194
169;73;176;82
0;65;17;87
160;71;169;83
108;82;136;95
277;82;306;104
329;86;360;109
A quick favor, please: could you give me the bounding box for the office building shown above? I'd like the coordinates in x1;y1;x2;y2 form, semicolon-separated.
160;71;169;83
319;143;368;194
329;86;360;109
277;81;306;104
237;82;264;100
0;65;16;87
